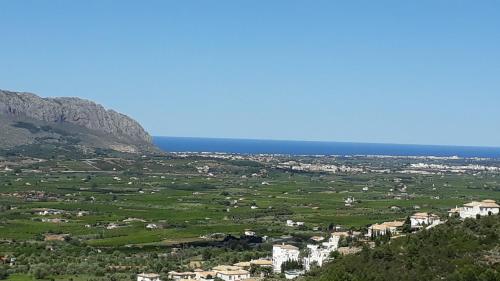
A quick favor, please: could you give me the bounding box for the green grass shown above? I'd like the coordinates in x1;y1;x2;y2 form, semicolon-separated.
1;156;499;247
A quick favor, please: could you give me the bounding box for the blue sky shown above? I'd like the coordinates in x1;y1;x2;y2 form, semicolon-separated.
1;1;499;147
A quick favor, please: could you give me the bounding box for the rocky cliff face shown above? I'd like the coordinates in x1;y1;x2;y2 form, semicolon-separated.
0;89;155;153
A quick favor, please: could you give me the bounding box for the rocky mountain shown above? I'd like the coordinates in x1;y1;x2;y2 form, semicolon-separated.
0;89;156;153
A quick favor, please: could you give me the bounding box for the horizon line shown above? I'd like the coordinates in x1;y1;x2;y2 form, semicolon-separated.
153;135;500;150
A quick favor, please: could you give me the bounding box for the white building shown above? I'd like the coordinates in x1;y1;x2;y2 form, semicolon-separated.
344;197;355;207
215;270;250;281
303;234;340;271
211;266;250;281
410;213;441;229
272;244;300;273
137;273;161;281
36;209;64;216
450;199;500;219
244;230;256;236
106;223;119;230
167;271;196;280
286;220;304;227
146;223;158;229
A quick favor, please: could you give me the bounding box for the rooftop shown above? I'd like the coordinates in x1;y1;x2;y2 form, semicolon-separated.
216;270;249;275
411;212;439;218
212;265;242;272
464;199;500;208
273;244;299;250
138;273;160;278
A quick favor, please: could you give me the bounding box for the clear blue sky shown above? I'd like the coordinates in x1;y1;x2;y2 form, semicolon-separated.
1;1;499;147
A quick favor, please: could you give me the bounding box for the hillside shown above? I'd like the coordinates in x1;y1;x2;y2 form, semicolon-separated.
305;215;500;281
0;90;156;154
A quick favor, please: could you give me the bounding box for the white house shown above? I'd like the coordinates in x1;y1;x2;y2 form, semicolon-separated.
212;266;250;281
244;230;256;236
167;271;196;280
137;273;161;281
367;221;404;237
344;197;355;207
272;244;300;273
303;233;340;271
410;212;441;229
449;199;500;219
146;223;158;229
215;270;250;281
106;223;119;230
286;220;304;227
303;244;327;271
36;209;64;216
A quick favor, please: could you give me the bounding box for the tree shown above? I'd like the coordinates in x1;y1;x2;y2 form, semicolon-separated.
31;264;50;279
402;216;412;233
0;266;9;280
281;259;303;273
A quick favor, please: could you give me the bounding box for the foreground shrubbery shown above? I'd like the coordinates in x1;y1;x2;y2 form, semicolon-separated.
305;215;500;281
0;239;270;280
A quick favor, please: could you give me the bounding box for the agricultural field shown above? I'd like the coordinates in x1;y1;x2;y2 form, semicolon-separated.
0;152;499;280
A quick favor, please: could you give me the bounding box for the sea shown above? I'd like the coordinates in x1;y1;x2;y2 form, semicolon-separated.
153;136;500;158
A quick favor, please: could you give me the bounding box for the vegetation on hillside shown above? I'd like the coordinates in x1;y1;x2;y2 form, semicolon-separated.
305;215;500;281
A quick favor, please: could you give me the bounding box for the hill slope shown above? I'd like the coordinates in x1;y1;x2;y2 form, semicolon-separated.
0;90;155;153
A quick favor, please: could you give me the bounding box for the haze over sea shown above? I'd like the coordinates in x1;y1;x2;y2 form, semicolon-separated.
154;137;500;158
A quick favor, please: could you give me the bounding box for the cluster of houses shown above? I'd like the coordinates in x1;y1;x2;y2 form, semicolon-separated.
144;259;273;281
34;208;65;216
366;199;500;239
137;199;499;281
276;161;363;174
366;212;443;238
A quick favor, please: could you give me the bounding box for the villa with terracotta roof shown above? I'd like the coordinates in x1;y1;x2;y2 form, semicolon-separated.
449;199;500;219
367;220;405;237
212;265;243;272
215;269;250;281
212;265;250;281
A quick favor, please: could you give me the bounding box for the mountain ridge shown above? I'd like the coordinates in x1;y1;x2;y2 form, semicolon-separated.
0;89;156;153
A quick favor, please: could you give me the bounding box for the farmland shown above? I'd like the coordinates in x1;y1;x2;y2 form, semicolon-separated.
0;151;499;280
